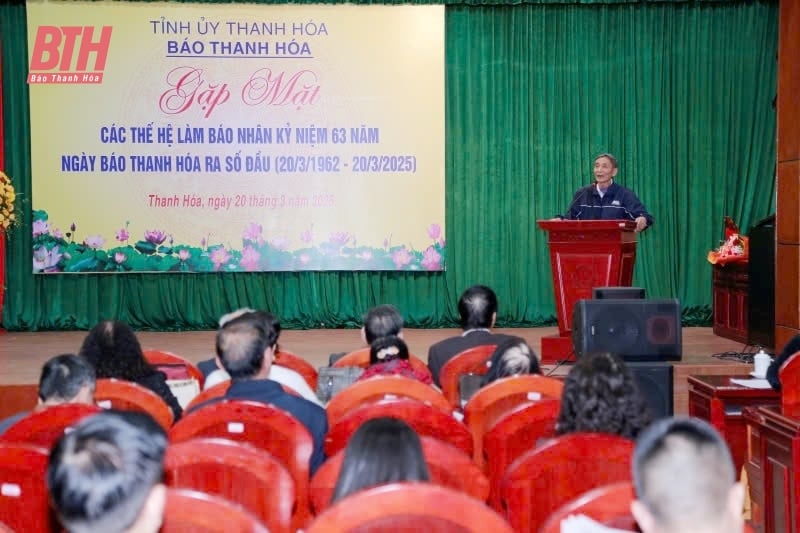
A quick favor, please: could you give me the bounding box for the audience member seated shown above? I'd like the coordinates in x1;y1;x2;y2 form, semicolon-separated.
79;320;183;421
328;304;406;365
481;337;541;386
556;352;652;440
195;310;328;473
766;333;800;390
427;285;516;386
357;336;433;385
201;309;323;406
0;354;96;435
331;417;430;504
631;417;745;533
47;410;168;533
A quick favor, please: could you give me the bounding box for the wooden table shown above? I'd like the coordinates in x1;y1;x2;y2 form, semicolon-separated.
688;375;780;474
745;404;800;533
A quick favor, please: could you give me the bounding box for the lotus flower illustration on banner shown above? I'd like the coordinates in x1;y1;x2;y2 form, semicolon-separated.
32;211;446;273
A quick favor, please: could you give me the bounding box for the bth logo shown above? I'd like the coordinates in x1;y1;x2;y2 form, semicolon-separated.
28;26;113;85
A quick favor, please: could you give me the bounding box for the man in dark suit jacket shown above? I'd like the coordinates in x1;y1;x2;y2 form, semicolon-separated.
206;310;329;474
427;285;516;386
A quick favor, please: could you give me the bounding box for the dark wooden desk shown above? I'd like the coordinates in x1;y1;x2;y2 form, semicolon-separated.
687;375;780;474
713;262;749;343
745;404;800;533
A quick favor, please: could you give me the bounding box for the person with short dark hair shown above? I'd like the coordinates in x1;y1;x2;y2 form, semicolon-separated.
207;311;328;473
362;304;404;344
631;417;745;533
331;417;430;503
0;353;96;435
481;336;541;386
556;153;653;233
79;320;182;420
556;352;652;440
357;335;432;384
427;285;516;386
201;309;323;405
47;410;168;533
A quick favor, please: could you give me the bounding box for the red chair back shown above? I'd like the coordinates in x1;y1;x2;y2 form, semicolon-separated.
309;435;489;514
334;348;432;379
326;375;451;427
539;482;637;533
162;488;268;533
464;375;564;470
440;344;497;408
94;378;174;429
276;349;319;391
305;483;514;533
184;380;301;413
143;349;205;388
168;399;313;529
484;398;561;509
0;443;55;533
500;432;634;533
164;438;294;533
325;398;473;457
0;403;102;449
780;351;800;407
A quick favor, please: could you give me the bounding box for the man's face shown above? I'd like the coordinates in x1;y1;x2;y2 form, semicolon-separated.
593;156;618;186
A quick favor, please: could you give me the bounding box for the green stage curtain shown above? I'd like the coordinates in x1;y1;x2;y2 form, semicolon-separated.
1;0;777;330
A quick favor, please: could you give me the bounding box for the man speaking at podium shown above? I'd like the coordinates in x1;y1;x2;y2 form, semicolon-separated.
556;153;654;233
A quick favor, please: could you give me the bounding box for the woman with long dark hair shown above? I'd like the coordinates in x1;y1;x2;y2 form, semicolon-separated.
331;417;430;503
79;320;182;420
556;352;651;439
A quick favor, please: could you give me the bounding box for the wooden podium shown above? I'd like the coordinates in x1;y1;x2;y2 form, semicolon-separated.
537;220;638;363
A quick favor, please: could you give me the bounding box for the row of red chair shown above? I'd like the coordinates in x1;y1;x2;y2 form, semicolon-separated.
143;343;506;412
0;428;638;533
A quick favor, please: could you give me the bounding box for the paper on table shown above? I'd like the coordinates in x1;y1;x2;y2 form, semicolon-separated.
730;378;774;390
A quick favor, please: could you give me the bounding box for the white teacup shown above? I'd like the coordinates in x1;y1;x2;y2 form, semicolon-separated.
753;352;772;378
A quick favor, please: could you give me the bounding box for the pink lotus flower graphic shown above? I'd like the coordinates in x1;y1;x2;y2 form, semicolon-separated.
328;231;351;247
242;222;263;244
178;249;191;262
427;223;441;241
210;247;231;270
84;235;105;249
32;219;50;238
33;245;63;272
116;228;130;242
144;229;167;245
114;252;127;264
239;245;261;271
392;247;413;269
421;246;442;271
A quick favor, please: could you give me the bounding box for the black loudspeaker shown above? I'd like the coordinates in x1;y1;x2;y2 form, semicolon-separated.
572;299;682;361
629;362;673;419
592;286;646;300
748;215;775;350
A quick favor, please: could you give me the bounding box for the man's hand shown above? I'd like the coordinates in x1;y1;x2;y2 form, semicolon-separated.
634;216;648;233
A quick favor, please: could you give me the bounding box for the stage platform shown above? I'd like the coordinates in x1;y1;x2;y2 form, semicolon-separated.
0;326;756;415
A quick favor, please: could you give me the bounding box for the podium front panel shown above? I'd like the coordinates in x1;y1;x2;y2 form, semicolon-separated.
551;243;636;335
